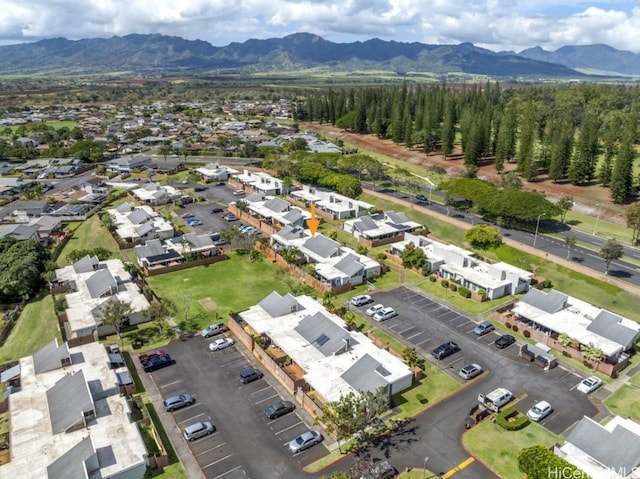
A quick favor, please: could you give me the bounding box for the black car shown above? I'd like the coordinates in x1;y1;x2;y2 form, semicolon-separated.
239;367;264;384
265;400;296;419
416;194;428;202
142;353;176;372
210;205;224;213
495;334;516;349
431;341;460;360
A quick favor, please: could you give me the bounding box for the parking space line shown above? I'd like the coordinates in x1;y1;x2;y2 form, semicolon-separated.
214;465;243;479
249;385;272;397
202;454;234;469
255;393;279;404
395;325;414;335
406;331;424;340
196;442;227;457
160;379;183;388
178;413;209;424
275;420;303;435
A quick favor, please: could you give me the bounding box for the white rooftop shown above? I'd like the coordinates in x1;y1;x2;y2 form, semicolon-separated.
239;293;412;403
2;341;146;479
107;203;173;241
132;182;179;202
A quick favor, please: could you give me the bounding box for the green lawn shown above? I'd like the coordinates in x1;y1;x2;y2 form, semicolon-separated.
392;368;460;420
0;292;61;362
146;253;289;330
56;214;121;266
603;384;640;422
463;418;563;479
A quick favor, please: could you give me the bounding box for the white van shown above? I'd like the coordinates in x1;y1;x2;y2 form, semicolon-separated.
478;387;513;412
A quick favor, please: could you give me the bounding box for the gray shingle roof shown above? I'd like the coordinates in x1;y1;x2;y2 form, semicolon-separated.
0;364;20;383
303;235;339;258
264;197;290;213
127;208;150;225
33;339;70;375
353;216;378;232
341;353;389;394
386;211;411;224
183;233;214;249
46;436;96;479
587;311;640;350
47;370;94;434
282;209;303;224
334;254;364;277
115;202;135;213
276;225;305;240
72;255;99;274
134;239;165;259
86;268;117;298
134;221;154;238
259;291;301;317
294;312;351;356
521;289;568;314
245;192;264;202
566;417;640;472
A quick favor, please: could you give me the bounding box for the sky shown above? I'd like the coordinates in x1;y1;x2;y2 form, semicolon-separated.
1;0;640;53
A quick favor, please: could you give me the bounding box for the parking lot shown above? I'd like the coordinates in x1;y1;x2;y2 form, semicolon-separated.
147;334;327;479
351;286;596;435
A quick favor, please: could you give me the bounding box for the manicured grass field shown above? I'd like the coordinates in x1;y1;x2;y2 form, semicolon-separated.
462;418;563;479
56;214;120;265
604;384;640;422
146;252;289;329
0;291;61;362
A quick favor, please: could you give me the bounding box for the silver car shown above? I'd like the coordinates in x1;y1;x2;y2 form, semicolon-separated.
163;393;195;412
183;421;215;441
459;363;483;380
288;430;322;454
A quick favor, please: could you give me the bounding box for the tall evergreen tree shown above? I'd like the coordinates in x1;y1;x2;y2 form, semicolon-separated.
568;110;599;184
610;113;637;203
441;98;456;159
517;101;537;181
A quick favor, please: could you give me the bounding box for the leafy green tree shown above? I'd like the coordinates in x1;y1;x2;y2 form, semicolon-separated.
600;239;623;275
625;203;640;245
400;242;427;269
556;196;574;224
581;343;605;364
401;346;424;370
66;248;112;264
464;224;502;249
96;298;132;341
518;445;591;479
497;171;523;190
0;239;50;303
143;298;177;336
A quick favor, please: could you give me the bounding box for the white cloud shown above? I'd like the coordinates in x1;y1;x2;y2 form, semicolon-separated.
0;0;639;53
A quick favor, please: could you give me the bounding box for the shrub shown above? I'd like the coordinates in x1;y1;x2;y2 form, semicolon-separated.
477;289;486;297
449;283;458;292
505;323;512;329
543;279;553;288
496;406;530;431
523;330;531;338
377;253;387;261
459;287;471;298
441;279;449;288
429;275;437;282
512;325;519;333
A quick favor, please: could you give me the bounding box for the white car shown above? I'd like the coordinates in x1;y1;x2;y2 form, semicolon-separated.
350;294;373;307
459;363;483;380
527;400;553;422
577;376;603;394
233;189;245;196
208;338;235;351
366;303;384;317
373;307;397;322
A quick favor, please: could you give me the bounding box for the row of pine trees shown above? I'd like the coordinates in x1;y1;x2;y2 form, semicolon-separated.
296;82;639;203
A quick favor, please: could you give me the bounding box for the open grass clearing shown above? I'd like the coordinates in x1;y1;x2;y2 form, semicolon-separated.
603;384;640;422
56;214;120;266
146;252;289;330
462;417;563;479
0;292;60;362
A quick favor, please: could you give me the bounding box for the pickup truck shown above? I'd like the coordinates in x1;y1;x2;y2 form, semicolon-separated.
142;353;176;372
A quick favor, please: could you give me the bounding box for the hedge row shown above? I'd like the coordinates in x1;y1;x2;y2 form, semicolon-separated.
496;406;530;431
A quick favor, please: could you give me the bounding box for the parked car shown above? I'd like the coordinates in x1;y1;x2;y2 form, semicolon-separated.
527;400;553;422
142;353;176;372
360;460;398;479
215;181;225;186
109;343;120;354
416;194;428;202
459;363;483;380
366;303;384;317
288;430;322;454
577;376;603;394
138;349;166;363
239;367;264;384
183;421;215;441
233;189;245;196
163;393;195;411
223;213;239;222
201;323;227;338
209;337;235;351
494;334;516;349
210;205;224;213
187;219;203;226
473;320;495;336
431;341;460;360
265;400;296;419
350;294;373;307
180;212;195;218
373;307;397;322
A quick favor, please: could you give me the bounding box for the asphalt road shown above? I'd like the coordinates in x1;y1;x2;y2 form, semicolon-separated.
322;286;598;479
362;182;640;288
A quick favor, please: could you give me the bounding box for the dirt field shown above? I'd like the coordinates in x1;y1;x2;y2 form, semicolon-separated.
305;122;626;225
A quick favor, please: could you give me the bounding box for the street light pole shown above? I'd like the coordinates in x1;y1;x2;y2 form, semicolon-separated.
533;214;543;249
593;203;602;236
423;456;430;479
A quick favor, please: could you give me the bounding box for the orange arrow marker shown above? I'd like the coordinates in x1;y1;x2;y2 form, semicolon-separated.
308;203;320;236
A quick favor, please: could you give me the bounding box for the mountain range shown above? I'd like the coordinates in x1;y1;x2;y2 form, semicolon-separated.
0;32;639;78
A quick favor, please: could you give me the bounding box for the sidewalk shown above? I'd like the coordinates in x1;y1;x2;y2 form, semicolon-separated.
132;346;206;479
